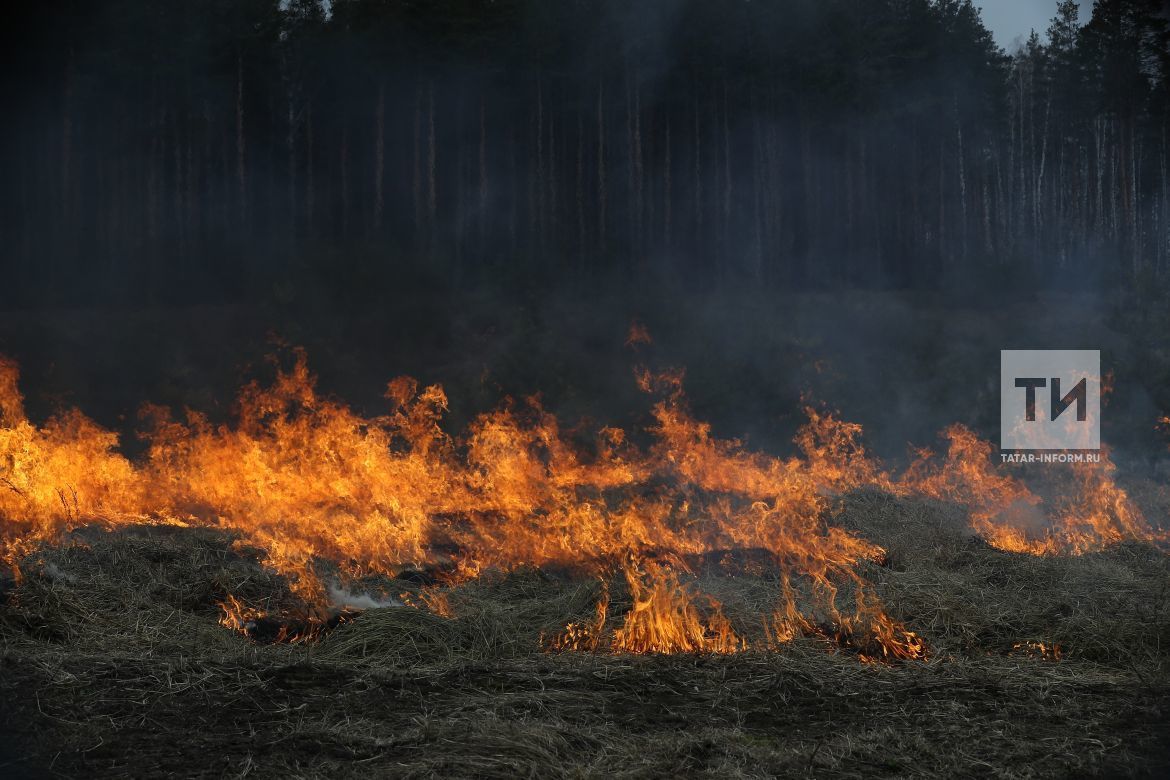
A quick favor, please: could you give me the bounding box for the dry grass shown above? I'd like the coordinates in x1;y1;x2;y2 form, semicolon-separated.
2;492;1169;778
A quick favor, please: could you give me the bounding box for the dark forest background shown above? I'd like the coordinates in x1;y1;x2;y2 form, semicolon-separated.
3;0;1170;307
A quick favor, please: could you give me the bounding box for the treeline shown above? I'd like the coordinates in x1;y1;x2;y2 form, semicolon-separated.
3;0;1169;303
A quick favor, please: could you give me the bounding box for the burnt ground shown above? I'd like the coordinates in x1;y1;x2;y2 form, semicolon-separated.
1;490;1169;778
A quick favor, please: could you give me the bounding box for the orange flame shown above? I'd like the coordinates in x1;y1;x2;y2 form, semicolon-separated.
218;594;264;634
610;562;744;654
0;349;1161;658
1012;640;1063;660
900;424;1161;555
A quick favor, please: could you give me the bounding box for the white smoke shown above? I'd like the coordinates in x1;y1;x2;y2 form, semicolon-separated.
44;562;78;584
326;583;404;612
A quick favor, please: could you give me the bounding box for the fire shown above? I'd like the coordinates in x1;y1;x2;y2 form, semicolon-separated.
218;594;264;634
1051;453;1153;552
0;357;147;565
610;561;744;654
550;585;610;652
1012;640;1063;660
548;565;925;659
0;348;1163;659
549;562;744;654
900;424;1045;553
218;593;346;643
900;424;1161;555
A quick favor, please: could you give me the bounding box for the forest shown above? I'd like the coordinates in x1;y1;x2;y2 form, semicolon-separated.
3;0;1170;304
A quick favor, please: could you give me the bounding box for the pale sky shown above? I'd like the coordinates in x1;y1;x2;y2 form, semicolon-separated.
977;0;1092;51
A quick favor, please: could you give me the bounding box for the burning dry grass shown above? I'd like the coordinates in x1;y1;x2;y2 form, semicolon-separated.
2;343;1170;774
2;348;1163;664
2;494;1169;777
0;350;934;659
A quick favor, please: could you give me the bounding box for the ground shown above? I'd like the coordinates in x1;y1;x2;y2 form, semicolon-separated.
2;490;1168;778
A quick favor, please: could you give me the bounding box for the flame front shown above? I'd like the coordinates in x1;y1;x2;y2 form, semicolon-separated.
0;351;1162;659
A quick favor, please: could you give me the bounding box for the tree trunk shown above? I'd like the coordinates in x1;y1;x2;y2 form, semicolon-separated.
374;82;385;233
236;52;247;226
597;79;606;255
428;82;437;246
479;96;487;251
663;117;671;251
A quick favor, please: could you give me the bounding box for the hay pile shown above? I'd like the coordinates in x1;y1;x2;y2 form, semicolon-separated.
2;492;1169;778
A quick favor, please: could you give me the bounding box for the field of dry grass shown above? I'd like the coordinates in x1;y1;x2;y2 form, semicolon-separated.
2;490;1168;778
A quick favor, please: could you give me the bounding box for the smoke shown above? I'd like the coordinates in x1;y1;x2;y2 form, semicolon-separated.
6;0;1163;310
326;582;404;612
989;498;1051;541
43;562;78;585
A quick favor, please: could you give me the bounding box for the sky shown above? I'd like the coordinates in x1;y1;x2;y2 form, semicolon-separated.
977;0;1091;51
